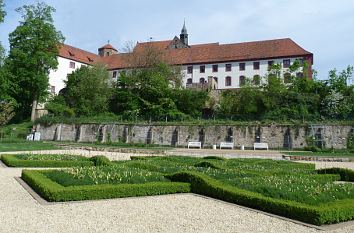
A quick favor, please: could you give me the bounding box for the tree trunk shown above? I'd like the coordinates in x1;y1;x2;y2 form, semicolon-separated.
30;99;38;122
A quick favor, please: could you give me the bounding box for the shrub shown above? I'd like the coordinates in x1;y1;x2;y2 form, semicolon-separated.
21;170;191;202
1;154;94;167
194;161;222;169
89;156;112;166
317;168;354;182
203;156;225;160
166;171;354;225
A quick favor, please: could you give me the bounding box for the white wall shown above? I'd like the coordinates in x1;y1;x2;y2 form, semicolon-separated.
181;57;304;89
48;56;86;94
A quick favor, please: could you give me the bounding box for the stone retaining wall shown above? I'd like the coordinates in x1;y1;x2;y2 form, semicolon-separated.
36;123;353;149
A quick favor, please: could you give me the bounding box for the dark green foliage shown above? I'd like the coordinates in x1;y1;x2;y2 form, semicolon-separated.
167;171;354;225
21;170;191;202
110;62;208;121
5;2;64;120
89;156;112;166
62;65;112;116
203;156;226;160
317;168;354;182
20;156;354;225
45;95;75;117
219;65;353;121
194;161;222;169
1;154;93;167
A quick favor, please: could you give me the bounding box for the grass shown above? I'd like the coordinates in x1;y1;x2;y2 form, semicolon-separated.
283;150;354;157
0;140;58;152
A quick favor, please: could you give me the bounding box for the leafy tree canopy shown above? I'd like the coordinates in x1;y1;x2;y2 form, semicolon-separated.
6;2;64;120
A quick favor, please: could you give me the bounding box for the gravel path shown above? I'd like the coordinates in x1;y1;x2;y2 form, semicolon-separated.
1;150;354;232
0;167;353;233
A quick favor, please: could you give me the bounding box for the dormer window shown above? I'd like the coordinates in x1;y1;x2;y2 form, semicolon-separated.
87;57;94;62
68;51;75;57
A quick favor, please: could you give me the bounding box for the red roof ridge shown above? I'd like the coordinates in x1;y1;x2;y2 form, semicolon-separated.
99;43;118;51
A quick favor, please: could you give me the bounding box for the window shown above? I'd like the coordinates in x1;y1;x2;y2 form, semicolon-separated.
212;64;218;72
284;73;291;83
296;58;304;66
253;62;260;70
283;59;291;68
296;72;304;78
253;75;261;85
187;66;193;74
225;76;232;86
69;61;75;69
50;86;56;94
268;60;274;70
200;78;206;84
239;63;245;71
186;78;192;84
112;71;117;78
106;52;110;56
200;65;205;73
239;76;246;86
225;64;232;72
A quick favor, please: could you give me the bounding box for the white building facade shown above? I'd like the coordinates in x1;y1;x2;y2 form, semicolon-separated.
50;24;313;94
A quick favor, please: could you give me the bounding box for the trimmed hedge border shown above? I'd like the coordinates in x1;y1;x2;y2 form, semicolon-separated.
317;168;354;182
21;170;191;202
166;171;354;226
1;154;94;167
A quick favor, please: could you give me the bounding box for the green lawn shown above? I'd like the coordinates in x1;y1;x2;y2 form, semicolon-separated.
0;141;58;152
283;151;354;157
21;156;354;225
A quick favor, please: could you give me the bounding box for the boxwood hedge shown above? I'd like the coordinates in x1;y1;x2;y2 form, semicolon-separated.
21;170;191;202
1;154;94;167
166;171;354;225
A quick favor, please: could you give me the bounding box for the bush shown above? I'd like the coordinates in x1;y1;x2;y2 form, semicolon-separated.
21;170;191;202
317;168;354;182
89;156;112;166
194;161;222;169
203;156;225;161
166;171;354;225
1;154;94;167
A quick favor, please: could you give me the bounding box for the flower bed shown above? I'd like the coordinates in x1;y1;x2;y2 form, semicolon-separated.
21;156;354;225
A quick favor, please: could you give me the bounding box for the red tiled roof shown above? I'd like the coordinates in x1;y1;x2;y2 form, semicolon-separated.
59;44;101;65
103;38;312;70
133;40;172;52
99;44;118;51
61;38;313;70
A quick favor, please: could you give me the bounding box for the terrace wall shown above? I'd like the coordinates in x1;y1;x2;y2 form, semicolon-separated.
36;123;353;149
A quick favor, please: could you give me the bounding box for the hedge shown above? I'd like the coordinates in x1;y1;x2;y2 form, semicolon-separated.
317;168;354;182
89;156;112;166
166;171;354;225
21;170;191;202
1;154;94;167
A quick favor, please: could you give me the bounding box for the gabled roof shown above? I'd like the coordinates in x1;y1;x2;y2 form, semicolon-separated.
102;38;312;69
59;44;100;65
59;38;313;70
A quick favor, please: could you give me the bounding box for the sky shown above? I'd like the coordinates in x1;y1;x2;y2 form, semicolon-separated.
1;0;354;80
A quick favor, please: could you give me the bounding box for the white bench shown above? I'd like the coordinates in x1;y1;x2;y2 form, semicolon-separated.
220;142;234;149
188;141;202;149
254;142;269;150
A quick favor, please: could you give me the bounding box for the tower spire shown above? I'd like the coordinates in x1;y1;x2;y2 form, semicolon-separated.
180;19;188;45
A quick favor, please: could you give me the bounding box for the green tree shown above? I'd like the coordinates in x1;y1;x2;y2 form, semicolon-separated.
6;2;64;121
321;66;354;119
62;65;113;116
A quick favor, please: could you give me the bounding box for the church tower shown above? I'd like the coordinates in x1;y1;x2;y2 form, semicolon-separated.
180;21;188;46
